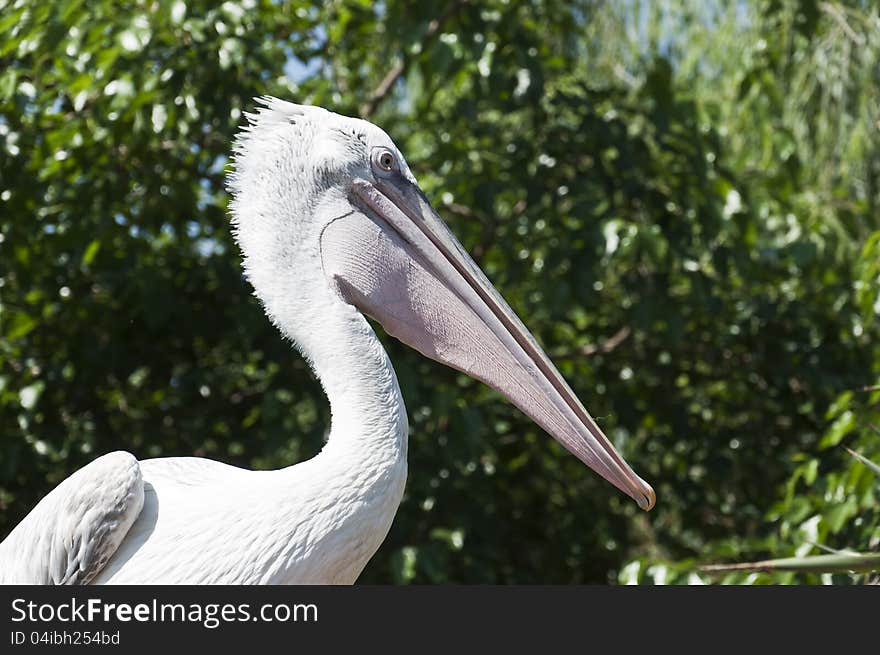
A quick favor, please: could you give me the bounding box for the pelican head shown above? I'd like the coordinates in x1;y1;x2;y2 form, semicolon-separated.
228;97;655;511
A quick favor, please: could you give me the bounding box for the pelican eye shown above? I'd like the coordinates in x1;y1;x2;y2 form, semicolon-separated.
372;147;397;174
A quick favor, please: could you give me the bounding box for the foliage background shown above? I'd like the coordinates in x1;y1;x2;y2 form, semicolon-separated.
1;0;878;583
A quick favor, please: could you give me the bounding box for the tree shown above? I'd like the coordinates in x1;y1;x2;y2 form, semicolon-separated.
1;0;877;583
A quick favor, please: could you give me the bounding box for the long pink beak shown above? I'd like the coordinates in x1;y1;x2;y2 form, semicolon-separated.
320;174;655;511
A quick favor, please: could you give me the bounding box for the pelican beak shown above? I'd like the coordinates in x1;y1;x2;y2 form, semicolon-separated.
320;175;655;511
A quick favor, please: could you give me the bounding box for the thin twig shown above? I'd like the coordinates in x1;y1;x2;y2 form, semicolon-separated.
554;326;632;360
443;201;486;222
581;326;631;356
361;60;405;118
845;447;880;476
803;541;858;556
442;197;528;264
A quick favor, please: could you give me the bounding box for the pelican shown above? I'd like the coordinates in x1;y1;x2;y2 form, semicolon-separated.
0;98;654;584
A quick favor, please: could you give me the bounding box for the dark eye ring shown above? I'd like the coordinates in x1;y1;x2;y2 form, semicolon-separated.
372;148;397;173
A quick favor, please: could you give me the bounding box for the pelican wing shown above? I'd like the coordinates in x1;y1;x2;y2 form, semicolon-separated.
138;455;248;486
0;451;144;585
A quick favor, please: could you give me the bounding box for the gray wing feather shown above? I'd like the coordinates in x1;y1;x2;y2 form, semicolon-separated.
0;451;144;585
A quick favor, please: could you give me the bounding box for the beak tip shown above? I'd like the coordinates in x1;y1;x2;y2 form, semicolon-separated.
636;485;656;512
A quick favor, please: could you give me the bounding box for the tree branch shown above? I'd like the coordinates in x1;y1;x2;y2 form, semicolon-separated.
553;326;632;360
701;551;880;574
578;326;632;356
360;0;469;118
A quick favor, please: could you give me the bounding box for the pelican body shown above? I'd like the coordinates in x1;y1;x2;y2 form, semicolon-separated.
0;99;653;584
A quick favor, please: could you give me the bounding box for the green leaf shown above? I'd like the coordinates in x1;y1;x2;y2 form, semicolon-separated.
818;411;855;449
4;312;38;341
81;239;101;267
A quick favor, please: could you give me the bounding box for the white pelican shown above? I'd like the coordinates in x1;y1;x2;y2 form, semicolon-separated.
0;98;654;584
